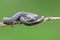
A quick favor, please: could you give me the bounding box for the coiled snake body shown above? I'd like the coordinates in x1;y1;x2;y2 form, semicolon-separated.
3;12;44;26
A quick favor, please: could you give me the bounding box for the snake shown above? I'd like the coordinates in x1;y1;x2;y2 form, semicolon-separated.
3;12;44;26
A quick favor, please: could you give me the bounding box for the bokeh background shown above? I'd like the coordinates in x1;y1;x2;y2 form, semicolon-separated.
0;0;60;40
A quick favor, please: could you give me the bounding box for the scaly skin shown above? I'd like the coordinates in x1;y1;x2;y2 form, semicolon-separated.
3;12;38;25
20;16;44;26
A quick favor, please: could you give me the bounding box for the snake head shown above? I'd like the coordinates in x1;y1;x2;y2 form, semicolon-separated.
27;14;38;20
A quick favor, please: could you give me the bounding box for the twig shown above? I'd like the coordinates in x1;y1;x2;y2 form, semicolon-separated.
0;17;60;27
44;17;60;21
0;23;7;27
0;21;21;27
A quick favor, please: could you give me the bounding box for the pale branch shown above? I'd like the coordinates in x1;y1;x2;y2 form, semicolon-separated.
0;21;21;27
44;17;60;21
0;17;60;27
0;23;7;27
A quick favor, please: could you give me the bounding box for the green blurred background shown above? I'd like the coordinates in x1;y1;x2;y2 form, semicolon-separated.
0;0;60;40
